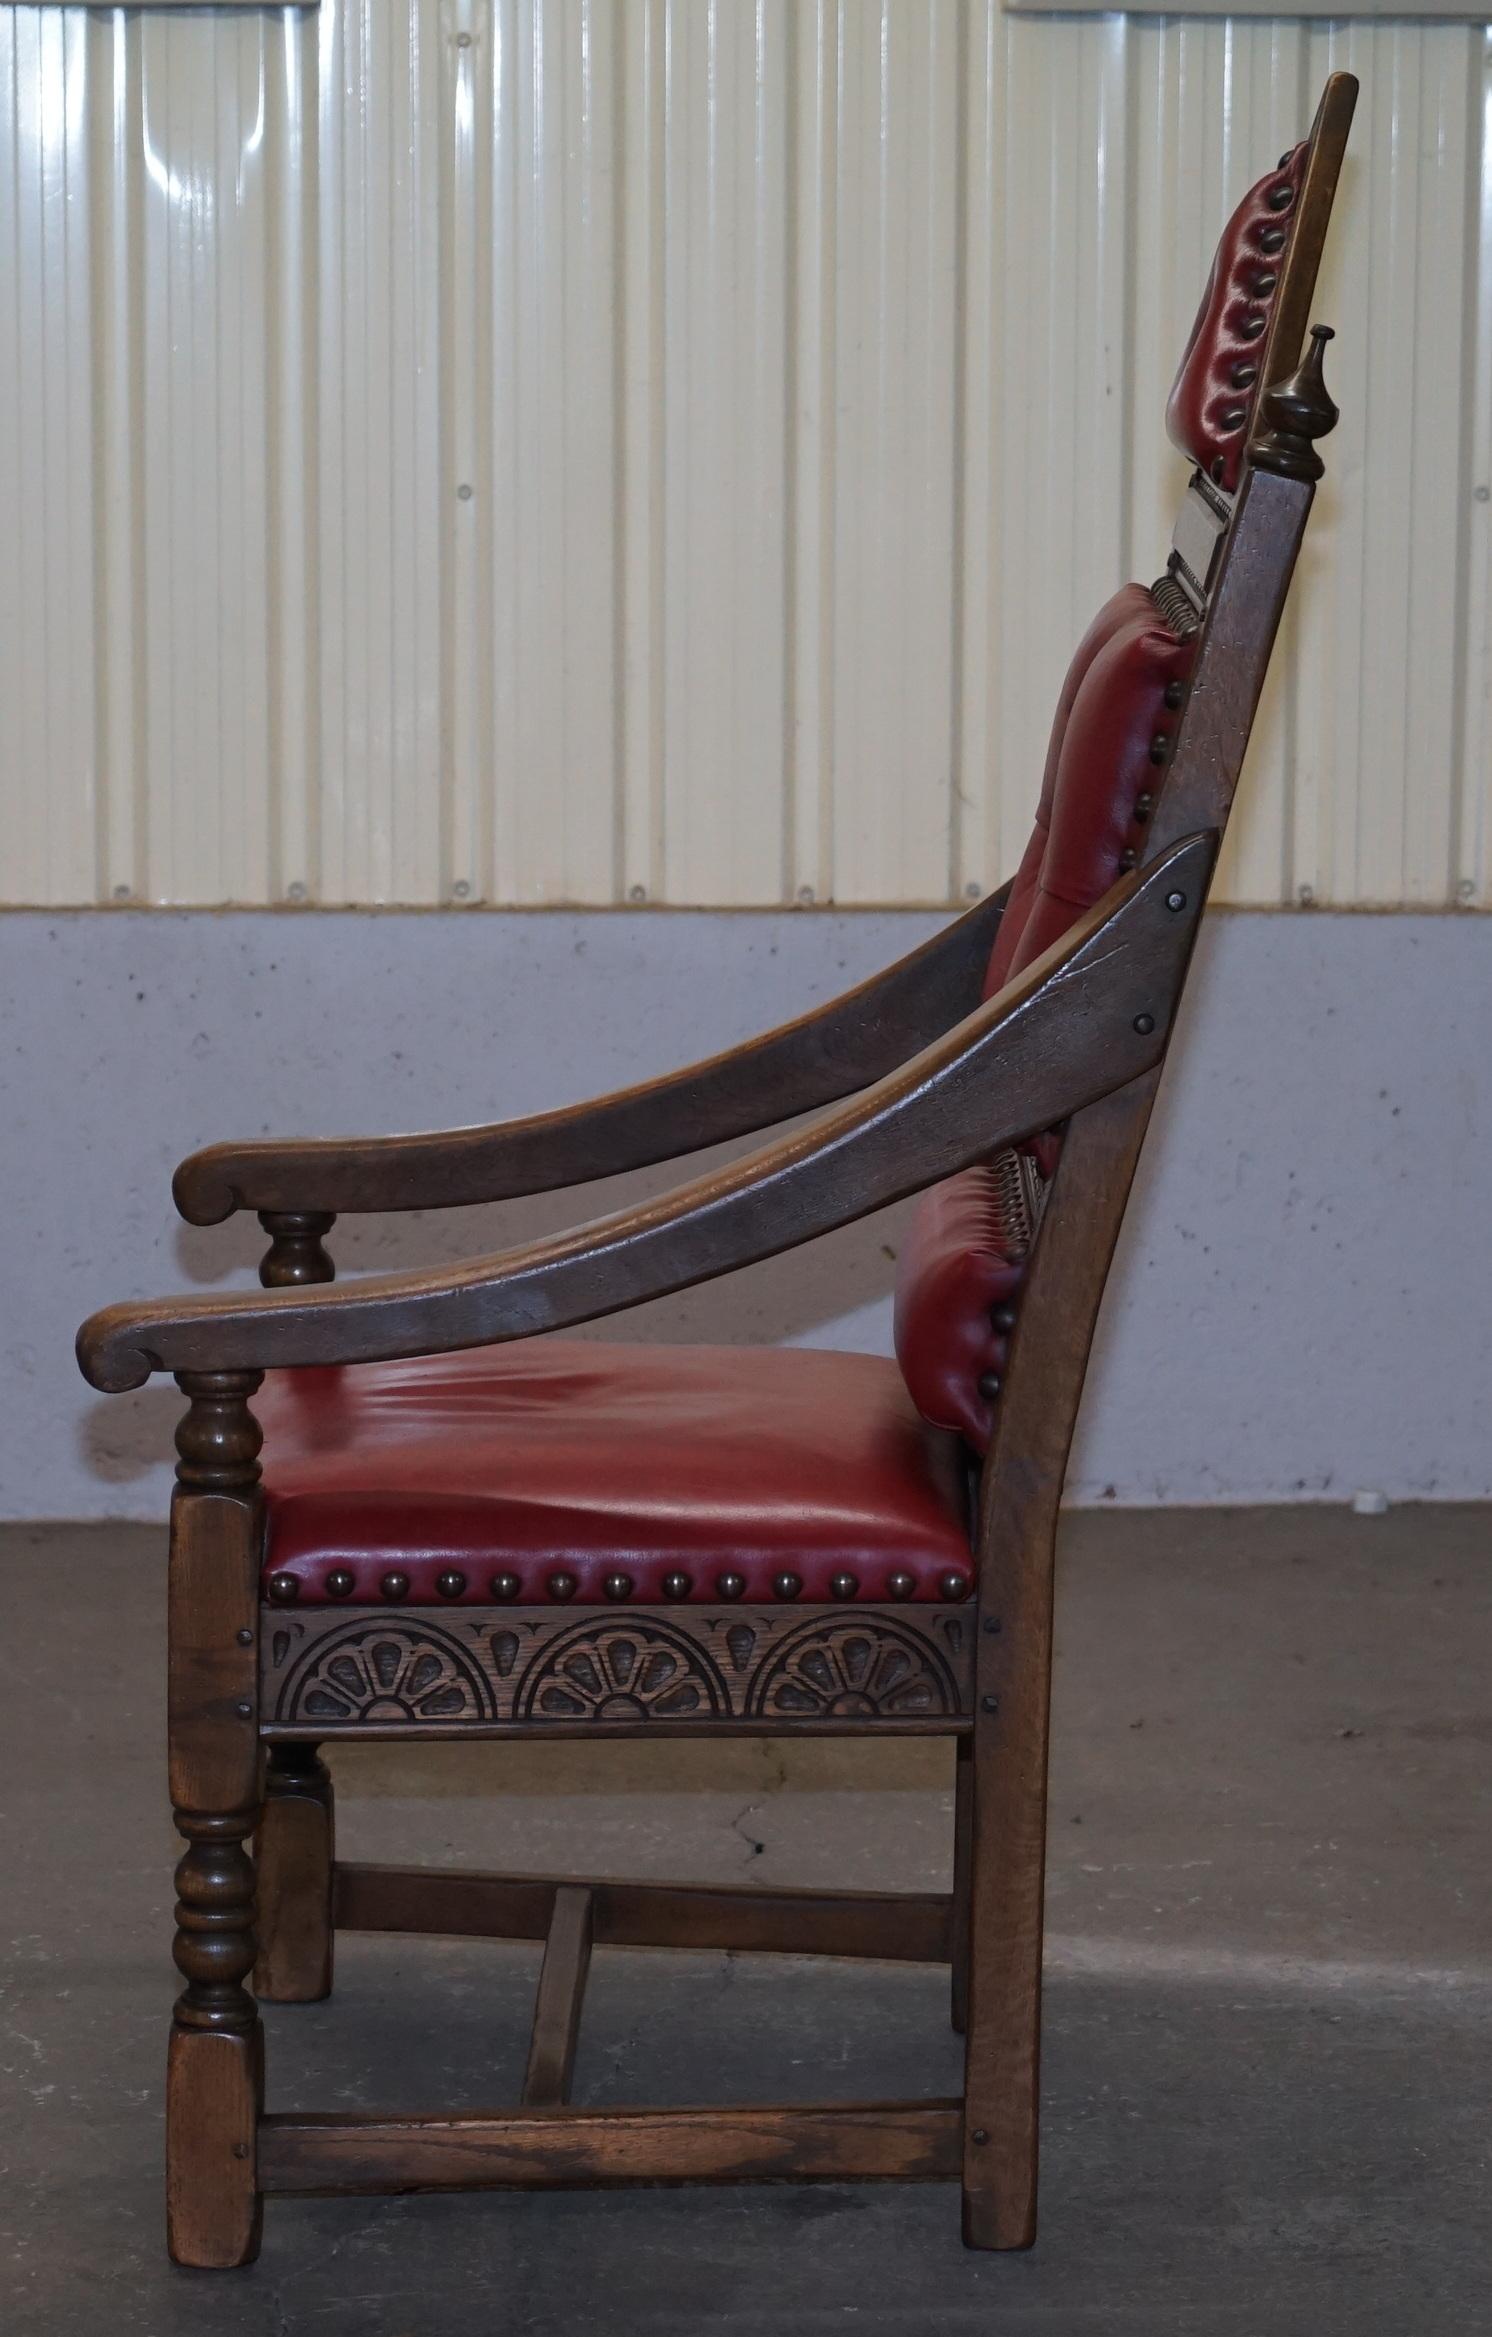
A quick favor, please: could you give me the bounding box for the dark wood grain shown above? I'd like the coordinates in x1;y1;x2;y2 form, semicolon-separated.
258;2102;963;2196
961;1075;1162;2250
522;1886;595;2108
80;838;1212;1391
1258;73;1357;403
261;1601;973;1735
172;886;1010;1224
334;1865;952;1964
165;1374;265;2267
254;1745;335;2004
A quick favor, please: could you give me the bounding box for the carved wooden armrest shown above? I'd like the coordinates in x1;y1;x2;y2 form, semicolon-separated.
79;839;1213;1394
171;887;1012;1228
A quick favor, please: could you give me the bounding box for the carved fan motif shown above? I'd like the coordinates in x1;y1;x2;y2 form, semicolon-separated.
514;1619;730;1723
746;1617;958;1720
281;1622;495;1724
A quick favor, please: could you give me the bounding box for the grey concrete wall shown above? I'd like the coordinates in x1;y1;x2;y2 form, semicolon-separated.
3;906;1488;1520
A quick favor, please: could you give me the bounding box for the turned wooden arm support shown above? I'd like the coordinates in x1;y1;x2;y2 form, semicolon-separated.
79;838;1214;1394
172;886;1012;1226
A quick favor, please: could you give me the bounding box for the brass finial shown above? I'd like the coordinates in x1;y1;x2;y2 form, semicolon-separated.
1251;324;1339;483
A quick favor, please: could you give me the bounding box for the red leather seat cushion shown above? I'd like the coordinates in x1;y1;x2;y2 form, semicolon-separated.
259;1342;972;1606
1166;143;1307;493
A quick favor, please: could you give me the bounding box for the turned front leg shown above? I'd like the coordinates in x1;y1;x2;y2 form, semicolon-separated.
167;1370;266;2269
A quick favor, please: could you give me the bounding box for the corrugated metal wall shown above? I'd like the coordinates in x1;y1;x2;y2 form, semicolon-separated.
2;3;1489;909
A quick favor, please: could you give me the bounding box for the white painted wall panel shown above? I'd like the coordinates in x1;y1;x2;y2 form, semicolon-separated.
0;4;1488;908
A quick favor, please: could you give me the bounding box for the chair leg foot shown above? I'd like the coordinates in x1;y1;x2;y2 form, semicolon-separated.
166;2027;263;2267
255;1743;335;2003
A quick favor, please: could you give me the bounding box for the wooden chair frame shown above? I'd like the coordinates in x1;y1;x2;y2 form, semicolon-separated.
78;75;1355;2271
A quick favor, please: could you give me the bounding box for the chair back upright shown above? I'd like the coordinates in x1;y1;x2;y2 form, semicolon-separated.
893;76;1357;1457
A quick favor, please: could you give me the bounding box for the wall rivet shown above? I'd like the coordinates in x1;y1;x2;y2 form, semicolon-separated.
287;881;308;903
112;883;132;901
981;1694;999;1715
628;883;647;903
455;28;472;45
1133;1012;1156;1036
457;483;474;502
451;880;471;900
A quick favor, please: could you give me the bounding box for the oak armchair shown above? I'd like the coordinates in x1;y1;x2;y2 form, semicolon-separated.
79;74;1356;2271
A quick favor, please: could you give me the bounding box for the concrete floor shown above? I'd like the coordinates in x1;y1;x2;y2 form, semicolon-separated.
2;1507;1488;2335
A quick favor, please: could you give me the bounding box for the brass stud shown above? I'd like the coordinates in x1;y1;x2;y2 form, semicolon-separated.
829;1571;859;1602
380;1571;410;1601
1133;1012;1156;1036
1259;225;1287;256
1163;679;1185;710
715;1571;747;1600
887;1571;916;1602
992;1304;1017;1334
603;1571;634;1602
1118;849;1138;873
984;1616;1002;1635
235;1627;254;1647
1223;405;1247;432
489;1572;522;1601
1149;734;1170;764
1166;890;1187;913
1240;312;1266;342
939;1573;971;1603
1133;792;1153;822
972;2127;990;2146
773;1571;803;1601
978;1372;1001;1401
1253;270;1277;297
1230;360;1259;392
981;1694;999;1715
1210;455;1227;483
547;1570;579;1602
436;1568;467;1600
1266;182;1294;212
267;1572;300;1604
661;1571;693;1602
326;1568;355;1599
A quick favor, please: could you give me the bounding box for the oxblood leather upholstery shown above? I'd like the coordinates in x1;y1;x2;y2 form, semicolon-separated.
893;584;1195;1450
1166;144;1306;493
892;1167;1026;1450
258;1341;973;1607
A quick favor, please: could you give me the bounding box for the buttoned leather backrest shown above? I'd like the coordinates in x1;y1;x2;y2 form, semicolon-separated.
894;584;1196;1448
1167;145;1307;494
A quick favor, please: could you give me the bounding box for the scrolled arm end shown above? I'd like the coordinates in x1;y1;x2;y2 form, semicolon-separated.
172;1148;242;1227
77;1307;165;1394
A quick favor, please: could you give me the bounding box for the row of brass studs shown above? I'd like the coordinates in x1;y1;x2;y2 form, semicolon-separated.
1115;673;1189;875
266;1565;972;1605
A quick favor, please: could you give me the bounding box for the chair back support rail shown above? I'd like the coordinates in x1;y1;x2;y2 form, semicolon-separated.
74;74;1357;2270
